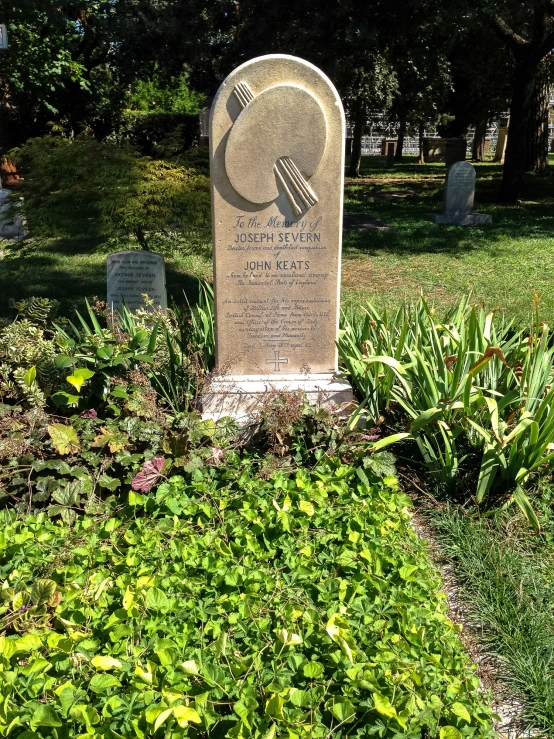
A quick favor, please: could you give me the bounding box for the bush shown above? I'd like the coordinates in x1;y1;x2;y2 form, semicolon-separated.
0;457;494;737
339;296;554;526
9;135;210;247
115;111;201;156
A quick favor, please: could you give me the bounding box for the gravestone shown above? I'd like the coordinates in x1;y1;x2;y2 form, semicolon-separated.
106;251;167;314
494;117;509;162
0;189;25;240
203;54;353;422
430;161;491;225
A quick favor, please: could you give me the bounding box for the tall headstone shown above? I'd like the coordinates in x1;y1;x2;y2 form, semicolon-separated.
493;117;509;162
203;54;353;422
430;161;491;225
107;251;167;314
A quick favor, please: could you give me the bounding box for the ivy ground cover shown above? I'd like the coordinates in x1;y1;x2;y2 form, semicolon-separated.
0;457;493;738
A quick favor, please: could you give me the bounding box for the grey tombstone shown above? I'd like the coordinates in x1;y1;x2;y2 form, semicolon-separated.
106;251;167;314
430;161;491;225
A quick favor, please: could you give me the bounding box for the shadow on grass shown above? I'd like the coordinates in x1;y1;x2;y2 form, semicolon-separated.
0;236;208;318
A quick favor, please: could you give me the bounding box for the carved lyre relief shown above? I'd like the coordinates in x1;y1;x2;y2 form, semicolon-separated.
225;81;327;216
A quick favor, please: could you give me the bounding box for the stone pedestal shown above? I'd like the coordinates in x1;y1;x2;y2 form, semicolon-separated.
202;374;354;424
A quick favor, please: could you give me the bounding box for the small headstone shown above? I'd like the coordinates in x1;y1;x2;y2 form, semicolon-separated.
106;250;167;314
430;161;491;225
203;54;353;422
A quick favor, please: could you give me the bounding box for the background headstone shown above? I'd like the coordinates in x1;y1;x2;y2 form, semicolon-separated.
107;251;167;314
204;54;353;421
430;161;492;225
494;117;509;162
0;189;25;240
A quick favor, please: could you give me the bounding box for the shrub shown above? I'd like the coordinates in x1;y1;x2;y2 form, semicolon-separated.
9;135;210;247
115;111;201;156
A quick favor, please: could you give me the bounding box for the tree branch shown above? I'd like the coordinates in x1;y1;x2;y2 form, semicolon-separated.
539;29;554;58
493;15;530;49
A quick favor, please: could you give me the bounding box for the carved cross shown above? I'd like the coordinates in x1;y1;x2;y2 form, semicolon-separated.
266;351;289;372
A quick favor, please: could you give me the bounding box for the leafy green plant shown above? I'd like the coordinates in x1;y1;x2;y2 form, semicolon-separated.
0;457;494;737
340;297;554;523
9;135;210;248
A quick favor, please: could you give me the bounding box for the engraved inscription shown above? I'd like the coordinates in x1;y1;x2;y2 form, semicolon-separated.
106;251;167;313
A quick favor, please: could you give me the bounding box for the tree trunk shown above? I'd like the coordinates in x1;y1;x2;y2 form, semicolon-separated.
347;101;365;177
395;116;406;162
418;122;425;164
525;68;550;174
471;118;488;161
500;59;537;202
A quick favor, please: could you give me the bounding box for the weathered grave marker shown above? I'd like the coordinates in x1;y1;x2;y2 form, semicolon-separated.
0;189;24;240
430;161;492;225
203;54;353;422
107;251;167;314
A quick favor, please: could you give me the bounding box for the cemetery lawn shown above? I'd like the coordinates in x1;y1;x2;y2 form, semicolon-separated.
2;155;554;322
342;154;554;323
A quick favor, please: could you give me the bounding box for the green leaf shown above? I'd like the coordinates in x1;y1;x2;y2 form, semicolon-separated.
328;697;356;722
450;701;471;723
66;367;95;392
31;705;62;729
298;499;315;516
55;354;76;369
440;728;463;739
145;587;170;613
154;707;174;732
89;674;122;693
303;661;324;679
173;705;202;726
30;579;57;606
513;486;541;532
265;694;284;720
182;660;200;674
48;423;80;455
91;655;122;670
23;366;37;387
372;693;397;718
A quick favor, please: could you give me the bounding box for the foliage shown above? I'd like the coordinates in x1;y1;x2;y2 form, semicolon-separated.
0;456;494;737
128;72;205;114
9;135;210;248
114;112;202;157
339;296;554;526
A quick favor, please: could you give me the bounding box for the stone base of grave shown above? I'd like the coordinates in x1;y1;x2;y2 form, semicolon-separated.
202;373;355;425
428;212;492;225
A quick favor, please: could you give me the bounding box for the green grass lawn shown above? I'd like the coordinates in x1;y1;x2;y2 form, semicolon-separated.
2;154;554;321
342;155;554;322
